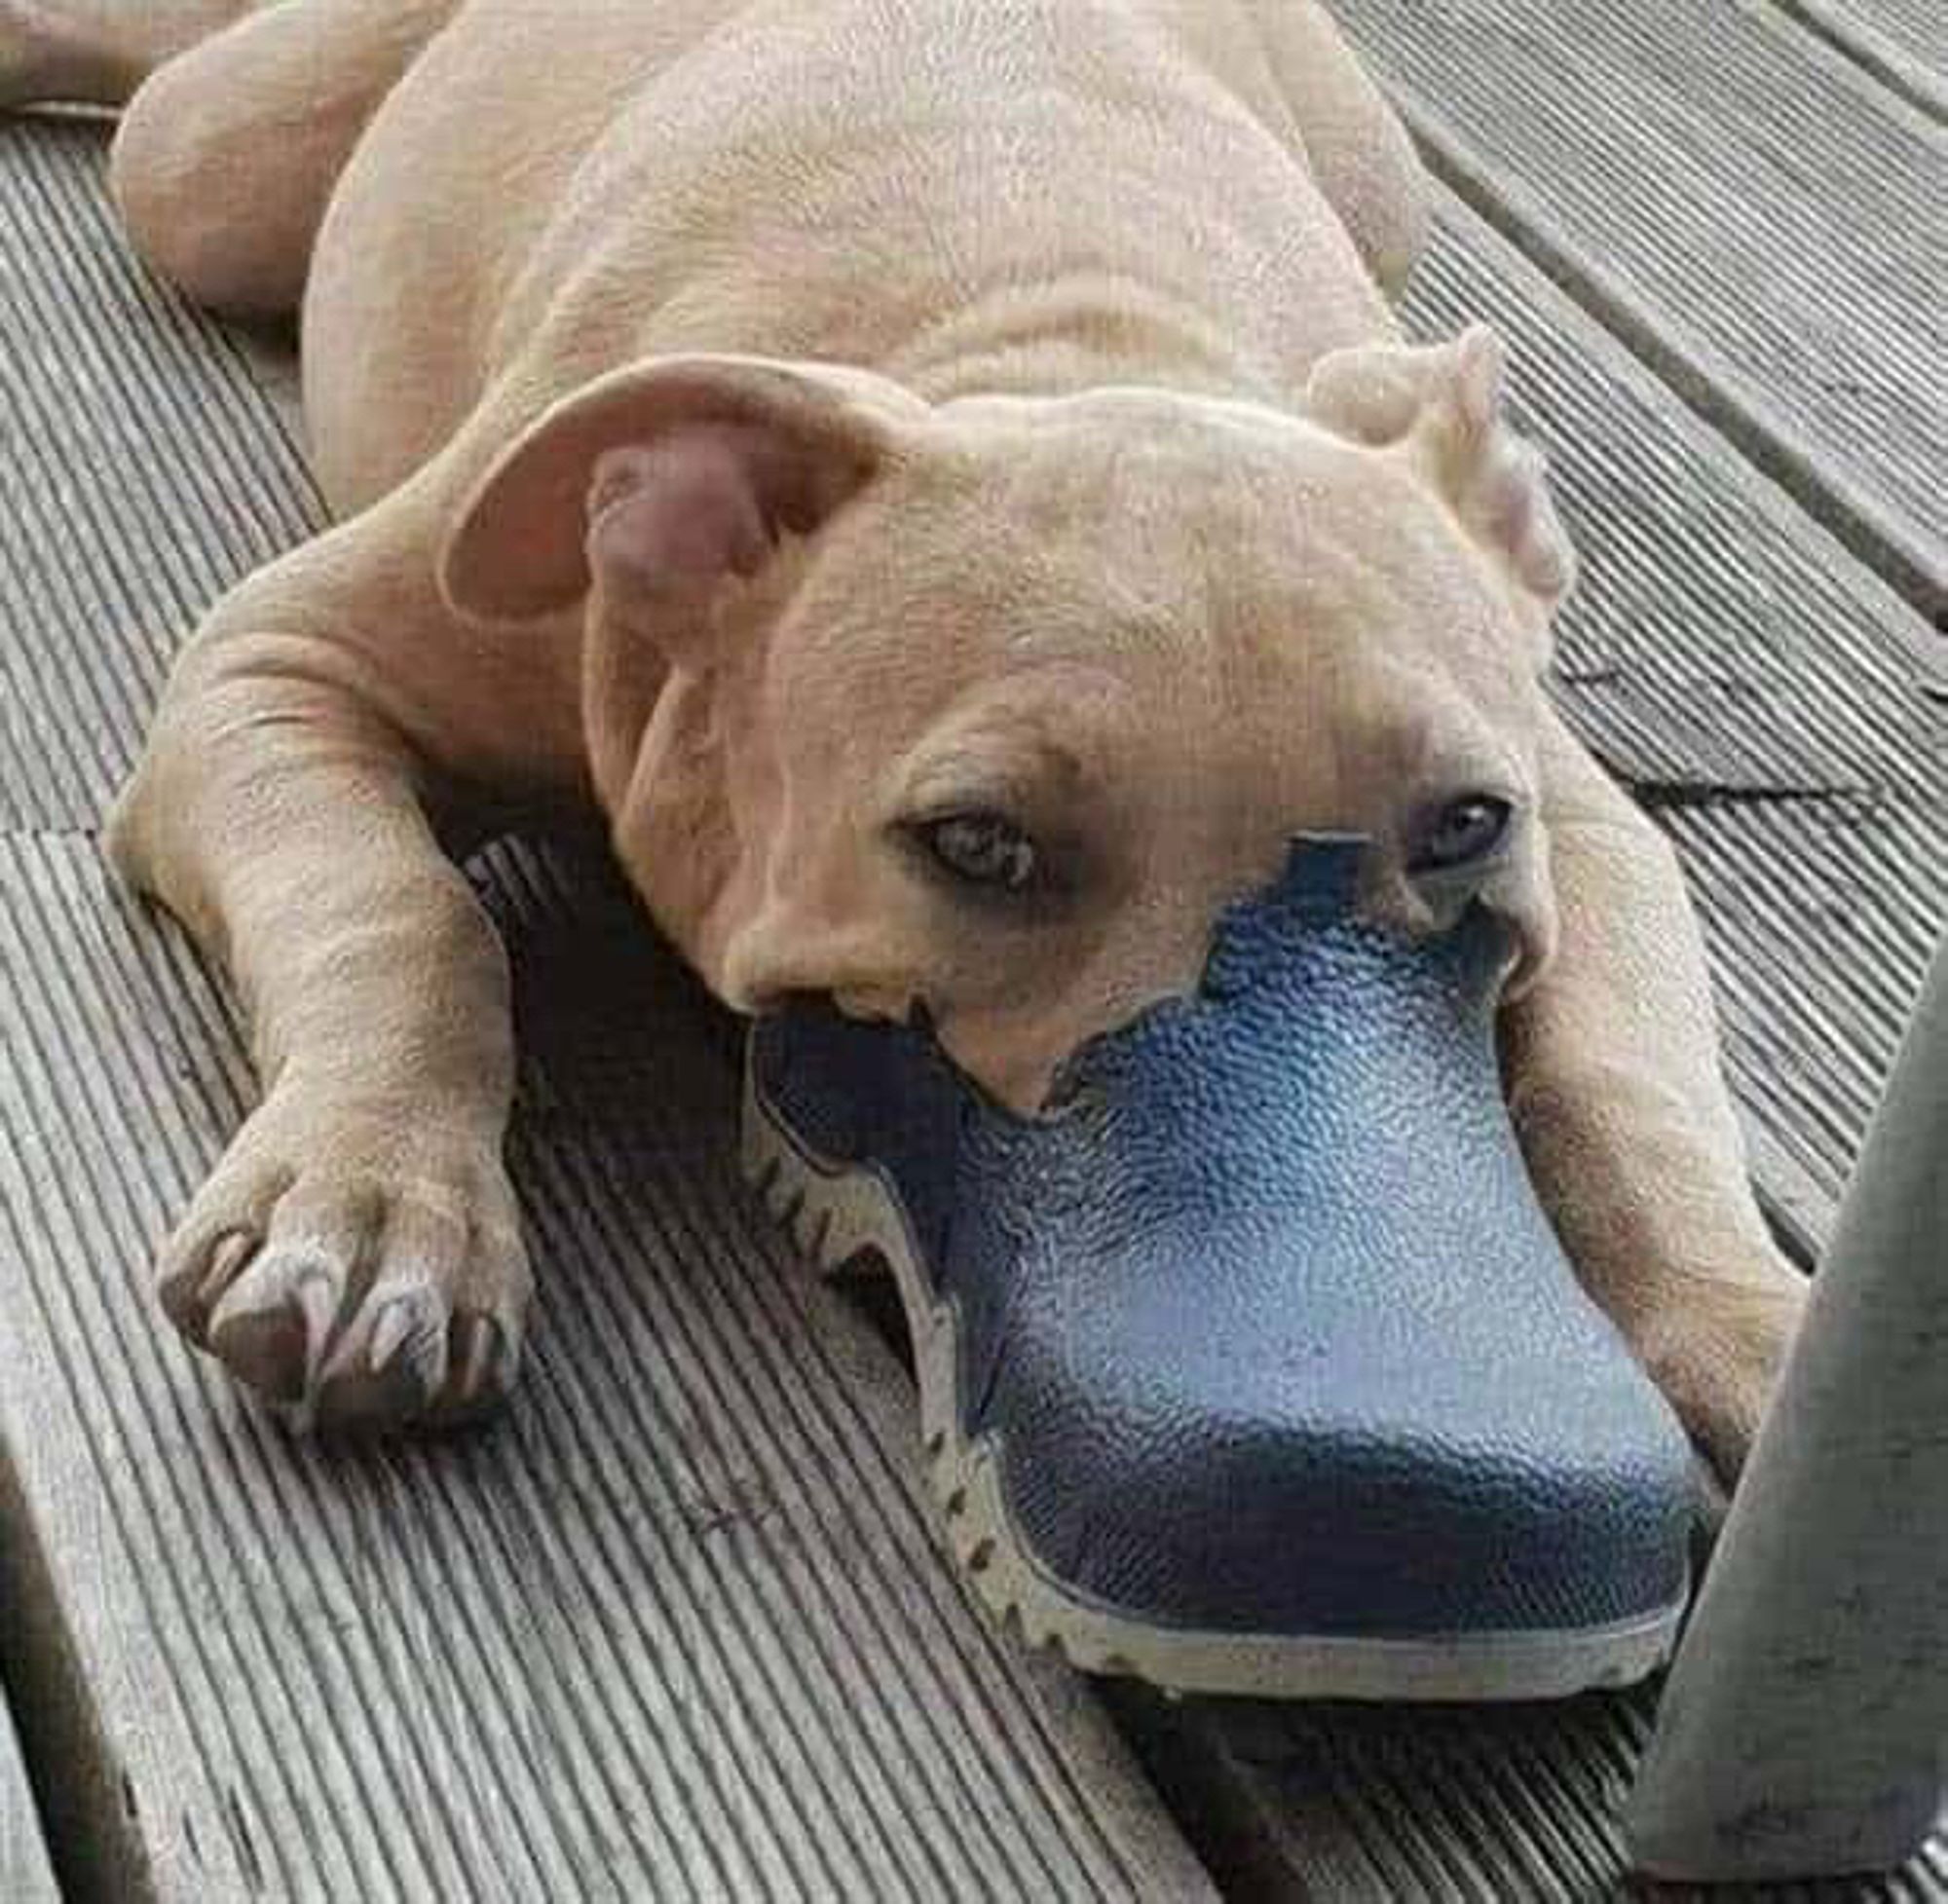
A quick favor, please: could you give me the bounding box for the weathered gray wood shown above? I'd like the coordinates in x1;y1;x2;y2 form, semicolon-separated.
1771;0;1948;119
0;117;1212;1904
0;1693;58;1904
1331;0;1948;618
1126;1682;1948;1901
0;120;322;834
1838;0;1948;72
0;119;322;836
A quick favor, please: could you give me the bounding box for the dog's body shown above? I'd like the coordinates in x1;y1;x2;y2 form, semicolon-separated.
3;0;1801;1457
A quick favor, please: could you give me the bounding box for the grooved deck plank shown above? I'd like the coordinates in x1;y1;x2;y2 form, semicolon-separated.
0;119;322;834
1776;0;1948;118
1128;1685;1948;1901
1331;0;1948;617
1;1694;57;1904
0;118;1210;1904
1844;0;1948;65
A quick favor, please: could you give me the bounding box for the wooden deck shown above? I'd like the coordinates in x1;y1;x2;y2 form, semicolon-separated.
1;4;1942;1898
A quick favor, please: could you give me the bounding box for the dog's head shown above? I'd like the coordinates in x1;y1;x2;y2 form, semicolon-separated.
443;329;1573;1109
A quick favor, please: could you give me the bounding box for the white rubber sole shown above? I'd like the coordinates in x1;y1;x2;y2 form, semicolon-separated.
741;1048;1685;1701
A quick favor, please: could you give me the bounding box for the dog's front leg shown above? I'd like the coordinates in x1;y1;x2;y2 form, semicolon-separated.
109;535;531;1430
1501;714;1807;1486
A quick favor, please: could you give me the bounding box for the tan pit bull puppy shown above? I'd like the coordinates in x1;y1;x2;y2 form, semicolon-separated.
1;0;1803;1467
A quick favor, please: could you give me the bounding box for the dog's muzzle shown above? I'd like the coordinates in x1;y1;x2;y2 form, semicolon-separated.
744;836;1696;1699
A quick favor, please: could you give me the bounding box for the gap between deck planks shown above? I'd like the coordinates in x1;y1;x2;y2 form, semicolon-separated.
1772;0;1948;119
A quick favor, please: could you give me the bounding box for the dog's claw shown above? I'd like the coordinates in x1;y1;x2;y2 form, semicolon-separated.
458;1316;498;1396
156;1091;532;1432
367;1296;421;1374
161;1228;259;1343
205;1246;345;1402
433;1314;518;1421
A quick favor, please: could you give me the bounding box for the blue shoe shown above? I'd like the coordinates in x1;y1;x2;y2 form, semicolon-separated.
742;838;1695;1699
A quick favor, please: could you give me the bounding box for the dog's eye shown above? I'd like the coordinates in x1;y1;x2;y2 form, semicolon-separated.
1411;795;1513;872
920;812;1039;893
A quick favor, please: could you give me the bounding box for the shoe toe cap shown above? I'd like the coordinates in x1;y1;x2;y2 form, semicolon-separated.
983;1240;1697;1641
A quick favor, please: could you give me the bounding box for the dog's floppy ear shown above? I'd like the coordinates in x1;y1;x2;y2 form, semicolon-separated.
1302;325;1574;637
440;355;922;626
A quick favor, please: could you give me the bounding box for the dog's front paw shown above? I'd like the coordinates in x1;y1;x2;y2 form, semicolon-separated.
1642;1264;1808;1490
157;1089;532;1431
